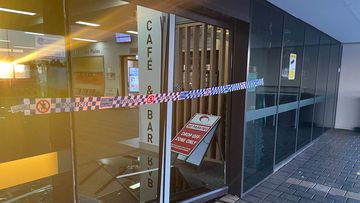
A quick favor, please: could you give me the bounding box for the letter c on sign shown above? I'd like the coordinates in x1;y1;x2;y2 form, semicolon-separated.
147;20;152;31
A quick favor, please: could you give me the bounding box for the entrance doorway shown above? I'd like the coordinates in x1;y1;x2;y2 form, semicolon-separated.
169;15;231;202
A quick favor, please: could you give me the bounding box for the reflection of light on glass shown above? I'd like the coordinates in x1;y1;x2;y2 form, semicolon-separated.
126;30;138;35
72;37;98;43
0;62;14;79
14;64;25;73
0;62;30;79
25;32;44;36
0;7;36;16
129;182;140;190
0;39;10;43
75;21;100;27
14;64;30;79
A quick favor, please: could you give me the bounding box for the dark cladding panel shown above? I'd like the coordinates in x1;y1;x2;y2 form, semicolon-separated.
129;0;251;23
200;0;251;22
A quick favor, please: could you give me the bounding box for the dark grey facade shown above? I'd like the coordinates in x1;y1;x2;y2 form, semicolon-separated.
243;0;341;194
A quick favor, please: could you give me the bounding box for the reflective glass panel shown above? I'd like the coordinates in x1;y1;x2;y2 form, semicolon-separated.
243;0;283;191
275;16;304;164
296;26;319;149
67;1;166;202
0;0;74;202
312;35;331;140
323;41;341;131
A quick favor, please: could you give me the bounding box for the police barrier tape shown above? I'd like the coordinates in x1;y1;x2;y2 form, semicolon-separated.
10;78;264;116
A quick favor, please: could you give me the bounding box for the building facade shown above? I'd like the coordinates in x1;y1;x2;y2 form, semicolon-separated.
0;0;340;202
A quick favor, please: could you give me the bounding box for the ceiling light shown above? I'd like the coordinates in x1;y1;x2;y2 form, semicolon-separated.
0;40;10;43
75;21;100;27
0;48;11;52
0;8;36;16
126;30;138;35
14;46;35;49
129;182;140;190
72;37;97;43
12;49;24;53
25;32;44;36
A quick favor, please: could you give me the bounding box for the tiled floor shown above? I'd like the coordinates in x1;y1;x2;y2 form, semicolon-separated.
237;129;360;203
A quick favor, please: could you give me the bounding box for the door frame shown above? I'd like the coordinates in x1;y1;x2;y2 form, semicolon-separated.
159;7;250;203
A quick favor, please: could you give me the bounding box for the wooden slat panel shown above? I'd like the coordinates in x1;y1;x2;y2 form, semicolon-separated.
216;28;226;160
183;26;191;124
208;25;217;115
224;30;230;85
175;27;184;133
176;22;203;28
199;24;208;114
207;26;217;158
191;25;200;116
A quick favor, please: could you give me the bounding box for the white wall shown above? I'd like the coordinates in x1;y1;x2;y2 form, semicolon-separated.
335;43;360;130
71;37;137;96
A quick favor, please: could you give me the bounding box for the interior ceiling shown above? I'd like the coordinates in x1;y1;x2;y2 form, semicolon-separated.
268;0;360;43
0;0;136;37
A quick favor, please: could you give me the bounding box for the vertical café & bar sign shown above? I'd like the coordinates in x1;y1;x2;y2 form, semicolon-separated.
137;5;162;202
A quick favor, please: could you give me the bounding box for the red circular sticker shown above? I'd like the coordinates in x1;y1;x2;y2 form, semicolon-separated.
146;95;155;104
35;99;51;113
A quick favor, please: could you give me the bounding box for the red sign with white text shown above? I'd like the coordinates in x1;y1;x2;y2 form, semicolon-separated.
171;114;220;156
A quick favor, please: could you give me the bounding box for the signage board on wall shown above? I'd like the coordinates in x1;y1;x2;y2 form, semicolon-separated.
137;5;163;202
288;53;297;80
35;36;66;58
138;6;162;150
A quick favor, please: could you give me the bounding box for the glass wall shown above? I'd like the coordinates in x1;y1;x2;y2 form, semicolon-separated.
275;16;304;164
296;26;320;149
0;0;73;202
68;2;166;202
324;41;341;130
243;0;341;192
0;1;169;202
243;0;283;192
312;35;331;139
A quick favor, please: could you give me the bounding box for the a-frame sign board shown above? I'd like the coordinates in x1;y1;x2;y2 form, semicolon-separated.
171;113;220;166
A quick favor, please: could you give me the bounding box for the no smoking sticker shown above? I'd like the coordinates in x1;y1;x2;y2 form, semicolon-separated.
35;99;51;114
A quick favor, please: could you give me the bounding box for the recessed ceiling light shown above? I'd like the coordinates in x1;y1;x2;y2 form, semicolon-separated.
0;40;10;43
129;182;140;190
13;46;35;49
0;8;36;16
72;37;98;43
75;21;100;27
24;32;44;36
12;49;24;53
126;30;138;35
0;48;11;52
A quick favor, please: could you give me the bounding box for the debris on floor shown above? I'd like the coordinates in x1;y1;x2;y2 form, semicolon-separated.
213;194;239;203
